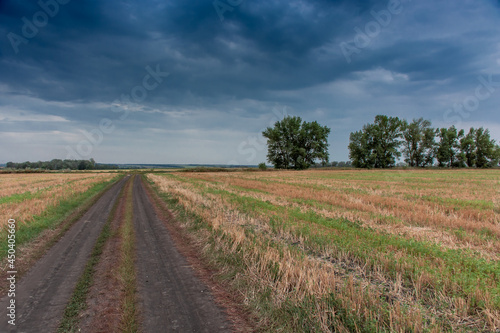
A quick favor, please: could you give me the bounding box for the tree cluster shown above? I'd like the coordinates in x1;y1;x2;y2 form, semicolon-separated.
263;116;330;170
5;159;118;170
349;115;500;168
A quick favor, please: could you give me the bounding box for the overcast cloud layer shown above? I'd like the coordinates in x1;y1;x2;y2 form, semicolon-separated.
1;0;499;165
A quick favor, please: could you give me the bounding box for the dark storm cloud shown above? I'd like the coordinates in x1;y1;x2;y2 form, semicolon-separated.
0;0;389;104
0;0;499;163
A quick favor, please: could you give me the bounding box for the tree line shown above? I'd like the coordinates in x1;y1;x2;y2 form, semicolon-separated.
5;159;119;170
348;115;500;168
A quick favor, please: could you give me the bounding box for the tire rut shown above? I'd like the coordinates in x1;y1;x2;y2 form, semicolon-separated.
132;176;231;332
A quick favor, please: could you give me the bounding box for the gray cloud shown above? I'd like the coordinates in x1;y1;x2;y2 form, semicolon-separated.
0;0;499;164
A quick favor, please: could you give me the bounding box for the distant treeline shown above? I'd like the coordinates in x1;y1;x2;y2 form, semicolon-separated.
349;115;500;168
5;159;119;170
310;161;352;168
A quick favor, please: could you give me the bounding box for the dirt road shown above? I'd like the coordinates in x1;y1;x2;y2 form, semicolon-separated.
0;176;129;333
133;176;231;332
0;175;232;332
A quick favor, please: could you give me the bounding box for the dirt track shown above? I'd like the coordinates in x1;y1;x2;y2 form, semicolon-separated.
0;175;232;332
0;176;128;332
133;176;231;332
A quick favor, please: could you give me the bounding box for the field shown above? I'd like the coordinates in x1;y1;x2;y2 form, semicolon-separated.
1;169;498;332
0;173;118;224
147;169;500;332
0;172;119;257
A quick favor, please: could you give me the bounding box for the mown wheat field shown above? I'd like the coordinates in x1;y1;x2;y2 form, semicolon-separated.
0;172;117;228
149;169;500;332
0;172;119;265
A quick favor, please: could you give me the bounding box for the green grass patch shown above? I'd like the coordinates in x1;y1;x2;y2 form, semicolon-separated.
119;177;138;332
405;194;494;211
0;190;39;205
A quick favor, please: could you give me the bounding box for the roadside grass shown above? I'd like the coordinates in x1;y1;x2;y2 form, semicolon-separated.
119;176;138;332
147;171;500;332
0;175;122;261
57;176;129;332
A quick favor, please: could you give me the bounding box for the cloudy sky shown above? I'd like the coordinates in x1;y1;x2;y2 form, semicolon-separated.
1;0;499;165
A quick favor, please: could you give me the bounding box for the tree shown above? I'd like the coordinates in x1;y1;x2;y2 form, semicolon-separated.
436;126;464;167
493;146;500;167
77;160;92;170
459;128;476;167
372;115;404;168
348;115;498;169
348;128;374;168
474;128;499;168
262;116;330;170
401;118;436;167
258;162;267;170
348;115;403;168
49;159;63;170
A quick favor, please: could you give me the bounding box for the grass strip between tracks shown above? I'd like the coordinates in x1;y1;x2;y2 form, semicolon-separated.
57;176;130;332
119;175;138;332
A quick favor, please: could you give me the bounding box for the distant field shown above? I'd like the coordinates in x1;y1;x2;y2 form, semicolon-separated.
148;169;500;332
